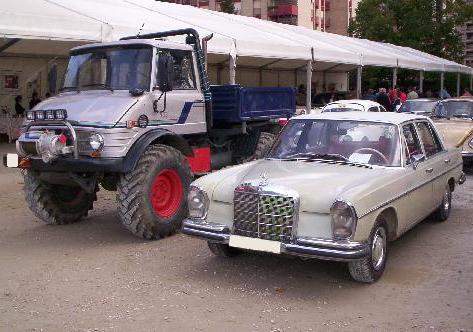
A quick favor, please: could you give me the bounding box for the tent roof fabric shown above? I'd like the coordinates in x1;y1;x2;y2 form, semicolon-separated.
0;0;471;74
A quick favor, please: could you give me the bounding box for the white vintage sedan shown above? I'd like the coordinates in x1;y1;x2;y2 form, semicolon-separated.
182;112;466;283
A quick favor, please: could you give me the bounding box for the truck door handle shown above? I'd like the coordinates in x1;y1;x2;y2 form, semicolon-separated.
444;159;451;164
425;168;434;173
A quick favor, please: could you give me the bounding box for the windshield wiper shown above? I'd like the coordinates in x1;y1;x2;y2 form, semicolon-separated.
60;86;79;92
80;83;114;92
282;152;349;162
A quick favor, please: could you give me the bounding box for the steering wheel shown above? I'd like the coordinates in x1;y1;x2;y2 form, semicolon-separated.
352;148;389;165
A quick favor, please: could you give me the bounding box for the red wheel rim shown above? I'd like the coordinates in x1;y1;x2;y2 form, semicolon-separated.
150;169;183;218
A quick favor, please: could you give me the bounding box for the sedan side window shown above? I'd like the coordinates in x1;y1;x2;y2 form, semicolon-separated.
402;123;424;165
368;106;379;112
415;121;443;157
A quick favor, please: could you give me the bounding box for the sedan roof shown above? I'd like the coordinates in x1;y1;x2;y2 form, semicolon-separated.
296;111;426;125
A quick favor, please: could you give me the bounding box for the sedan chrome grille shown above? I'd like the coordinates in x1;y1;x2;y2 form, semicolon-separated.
233;185;298;243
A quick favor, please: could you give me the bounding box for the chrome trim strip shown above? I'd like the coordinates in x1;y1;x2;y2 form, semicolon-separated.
296;237;367;250
461;151;473;157
358;162;463;218
182;218;229;233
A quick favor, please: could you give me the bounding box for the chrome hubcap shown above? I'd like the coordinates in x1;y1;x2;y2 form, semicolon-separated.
371;227;387;271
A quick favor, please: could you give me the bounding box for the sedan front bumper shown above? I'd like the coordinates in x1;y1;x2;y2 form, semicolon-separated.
182;219;370;262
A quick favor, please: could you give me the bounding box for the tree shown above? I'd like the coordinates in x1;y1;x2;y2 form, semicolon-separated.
349;0;473;63
220;0;235;14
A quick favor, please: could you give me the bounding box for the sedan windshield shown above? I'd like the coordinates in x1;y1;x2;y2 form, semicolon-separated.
433;101;473;119
63;46;152;91
399;100;438;114
269;119;401;167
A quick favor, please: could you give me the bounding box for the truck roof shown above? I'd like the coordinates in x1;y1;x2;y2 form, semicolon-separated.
71;38;193;53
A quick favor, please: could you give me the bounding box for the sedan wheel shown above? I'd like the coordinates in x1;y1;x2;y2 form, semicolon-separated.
348;219;388;283
434;185;452;222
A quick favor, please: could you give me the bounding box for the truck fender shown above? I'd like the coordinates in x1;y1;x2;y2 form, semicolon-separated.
122;129;193;173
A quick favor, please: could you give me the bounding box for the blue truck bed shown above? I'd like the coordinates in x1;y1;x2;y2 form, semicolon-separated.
210;85;295;123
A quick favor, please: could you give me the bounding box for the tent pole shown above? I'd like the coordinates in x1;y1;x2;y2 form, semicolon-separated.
440;72;444;97
306;60;312;114
457;73;461;97
393;67;397;89
356;65;362;99
229;55;236;85
419;71;424;94
470;73;473;91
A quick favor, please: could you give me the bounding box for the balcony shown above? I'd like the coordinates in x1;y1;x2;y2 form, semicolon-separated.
268;4;298;17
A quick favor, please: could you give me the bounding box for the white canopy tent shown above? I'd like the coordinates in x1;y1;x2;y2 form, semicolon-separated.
1;0;472;111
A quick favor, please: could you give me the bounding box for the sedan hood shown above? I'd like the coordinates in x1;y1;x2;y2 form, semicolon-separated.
211;159;398;213
433;118;473;147
32;91;140;125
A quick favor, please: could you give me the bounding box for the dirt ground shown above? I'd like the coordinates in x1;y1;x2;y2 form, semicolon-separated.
0;143;472;332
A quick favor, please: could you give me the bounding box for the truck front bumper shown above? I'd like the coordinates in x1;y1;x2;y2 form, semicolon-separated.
182;219;370;262
3;153;124;173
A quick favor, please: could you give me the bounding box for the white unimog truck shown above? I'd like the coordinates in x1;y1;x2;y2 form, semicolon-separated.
4;29;295;239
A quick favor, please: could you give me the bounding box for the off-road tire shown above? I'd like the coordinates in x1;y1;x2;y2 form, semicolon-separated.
248;132;276;161
207;242;241;257
117;144;191;240
348;219;388;283
433;184;452;222
24;170;96;225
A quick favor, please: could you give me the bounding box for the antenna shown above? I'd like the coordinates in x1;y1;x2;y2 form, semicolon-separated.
137;23;145;38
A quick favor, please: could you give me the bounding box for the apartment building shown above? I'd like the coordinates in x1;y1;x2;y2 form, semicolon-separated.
166;0;359;36
460;0;473;67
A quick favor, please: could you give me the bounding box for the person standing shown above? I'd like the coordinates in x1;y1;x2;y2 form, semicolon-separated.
376;88;392;111
462;88;472;97
15;95;25;117
398;88;407;103
29;91;41;110
407;86;419;100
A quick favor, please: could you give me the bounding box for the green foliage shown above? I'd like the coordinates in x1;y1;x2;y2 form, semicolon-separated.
349;0;473;63
220;0;235;14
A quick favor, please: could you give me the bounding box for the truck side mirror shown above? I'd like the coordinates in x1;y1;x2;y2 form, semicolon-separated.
157;55;174;92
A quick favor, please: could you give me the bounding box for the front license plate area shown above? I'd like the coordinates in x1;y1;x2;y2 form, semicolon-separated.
229;235;281;254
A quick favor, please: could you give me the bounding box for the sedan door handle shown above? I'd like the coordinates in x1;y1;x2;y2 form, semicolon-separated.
444;159;451;164
425;168;434;173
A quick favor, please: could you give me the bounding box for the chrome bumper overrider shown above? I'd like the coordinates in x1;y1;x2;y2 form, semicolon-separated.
181;219;370;261
459;172;466;185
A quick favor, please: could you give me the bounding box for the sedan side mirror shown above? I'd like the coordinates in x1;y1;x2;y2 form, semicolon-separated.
157;55;174;93
410;154;425;170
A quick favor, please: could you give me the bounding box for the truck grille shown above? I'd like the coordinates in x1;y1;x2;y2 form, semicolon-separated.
233;185;297;243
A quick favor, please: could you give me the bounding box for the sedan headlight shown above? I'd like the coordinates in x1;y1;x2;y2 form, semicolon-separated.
188;186;209;219
330;200;357;240
89;133;104;151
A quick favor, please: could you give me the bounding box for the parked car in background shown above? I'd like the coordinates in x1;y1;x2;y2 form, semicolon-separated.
182;112;465;283
312;91;350;110
397;98;439;116
431;98;473;165
322;100;387;113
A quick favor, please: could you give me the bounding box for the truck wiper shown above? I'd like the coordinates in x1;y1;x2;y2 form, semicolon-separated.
80;83;114;92
60;86;79;92
282;152;349;162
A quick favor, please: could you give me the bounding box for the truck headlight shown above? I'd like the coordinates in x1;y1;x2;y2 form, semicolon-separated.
330;200;357;240
26;111;35;121
188;186;209;219
89;133;104;151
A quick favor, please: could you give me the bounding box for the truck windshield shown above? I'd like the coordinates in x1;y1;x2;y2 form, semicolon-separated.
269;119;401;167
63;46;152;91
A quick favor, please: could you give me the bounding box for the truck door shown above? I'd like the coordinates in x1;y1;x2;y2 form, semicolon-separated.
151;49;206;134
